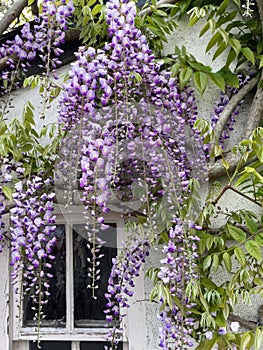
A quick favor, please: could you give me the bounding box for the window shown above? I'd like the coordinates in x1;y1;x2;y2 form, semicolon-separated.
12;207;128;350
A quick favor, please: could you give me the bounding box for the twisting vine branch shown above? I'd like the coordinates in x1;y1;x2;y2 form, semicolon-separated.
228;313;257;330
210;77;259;153
0;0;29;37
243;0;263;139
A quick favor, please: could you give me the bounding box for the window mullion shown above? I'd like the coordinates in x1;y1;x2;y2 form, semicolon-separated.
66;223;74;332
72;341;80;350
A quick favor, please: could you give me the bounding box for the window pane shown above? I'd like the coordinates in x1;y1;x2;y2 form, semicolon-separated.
73;224;117;326
24;225;67;327
30;341;71;350
80;342;123;350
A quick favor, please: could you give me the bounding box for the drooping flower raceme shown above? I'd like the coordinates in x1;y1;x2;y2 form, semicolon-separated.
157;221;200;349
10;176;56;317
104;236;150;350
57;0;206;348
0;0;74;97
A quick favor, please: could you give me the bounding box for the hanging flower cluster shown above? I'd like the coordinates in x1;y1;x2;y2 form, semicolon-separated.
9;176;56;318
0;0;74;95
158;221;200;349
57;0;206;348
104;236;150;350
0;157;26;251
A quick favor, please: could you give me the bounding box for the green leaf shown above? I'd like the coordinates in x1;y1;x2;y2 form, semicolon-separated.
209;72;225;91
221;71;239;88
193;71;208;95
223;252;232;273
234;247;246;267
211;254;219;272
199;21;210;37
245;241;262;261
255;233;263;246
179;66;192;89
171;62;180;78
226;48;237;67
206;32;220;52
213;145;223;157
0;121;7;136
227;224;246;242
2;186;13;200
241;47;255;65
213;42;228;61
23;101;35;126
218;0;229;14
200;19;215;37
87;0;97;6
229;37;241;55
203;255;212;270
254;328;263;350
218;29;229;45
240;332;251;350
196;334;220;350
244;214;258;234
201;278;217;290
257;39;263;54
215;310;226;327
259;56;263;69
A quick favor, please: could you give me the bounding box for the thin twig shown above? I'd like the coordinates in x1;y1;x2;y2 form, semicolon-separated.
212;184;262;207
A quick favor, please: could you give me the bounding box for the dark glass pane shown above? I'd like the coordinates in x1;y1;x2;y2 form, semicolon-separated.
30;341;71;350
80;342;122;350
73;224;117;327
24;225;66;327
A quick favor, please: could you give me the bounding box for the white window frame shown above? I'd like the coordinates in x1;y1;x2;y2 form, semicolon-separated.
10;204;147;350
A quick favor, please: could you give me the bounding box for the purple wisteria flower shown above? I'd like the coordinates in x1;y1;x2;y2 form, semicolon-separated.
0;0;74;95
157;221;199;349
104;236;150;350
56;0;206;348
10;175;56;318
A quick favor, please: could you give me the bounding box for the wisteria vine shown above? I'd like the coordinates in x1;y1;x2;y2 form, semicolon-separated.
56;0;206;348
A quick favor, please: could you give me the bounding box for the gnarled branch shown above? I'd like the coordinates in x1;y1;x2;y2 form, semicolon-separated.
243;70;263;139
210;77;259;153
0;0;28;37
228;313;256;330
